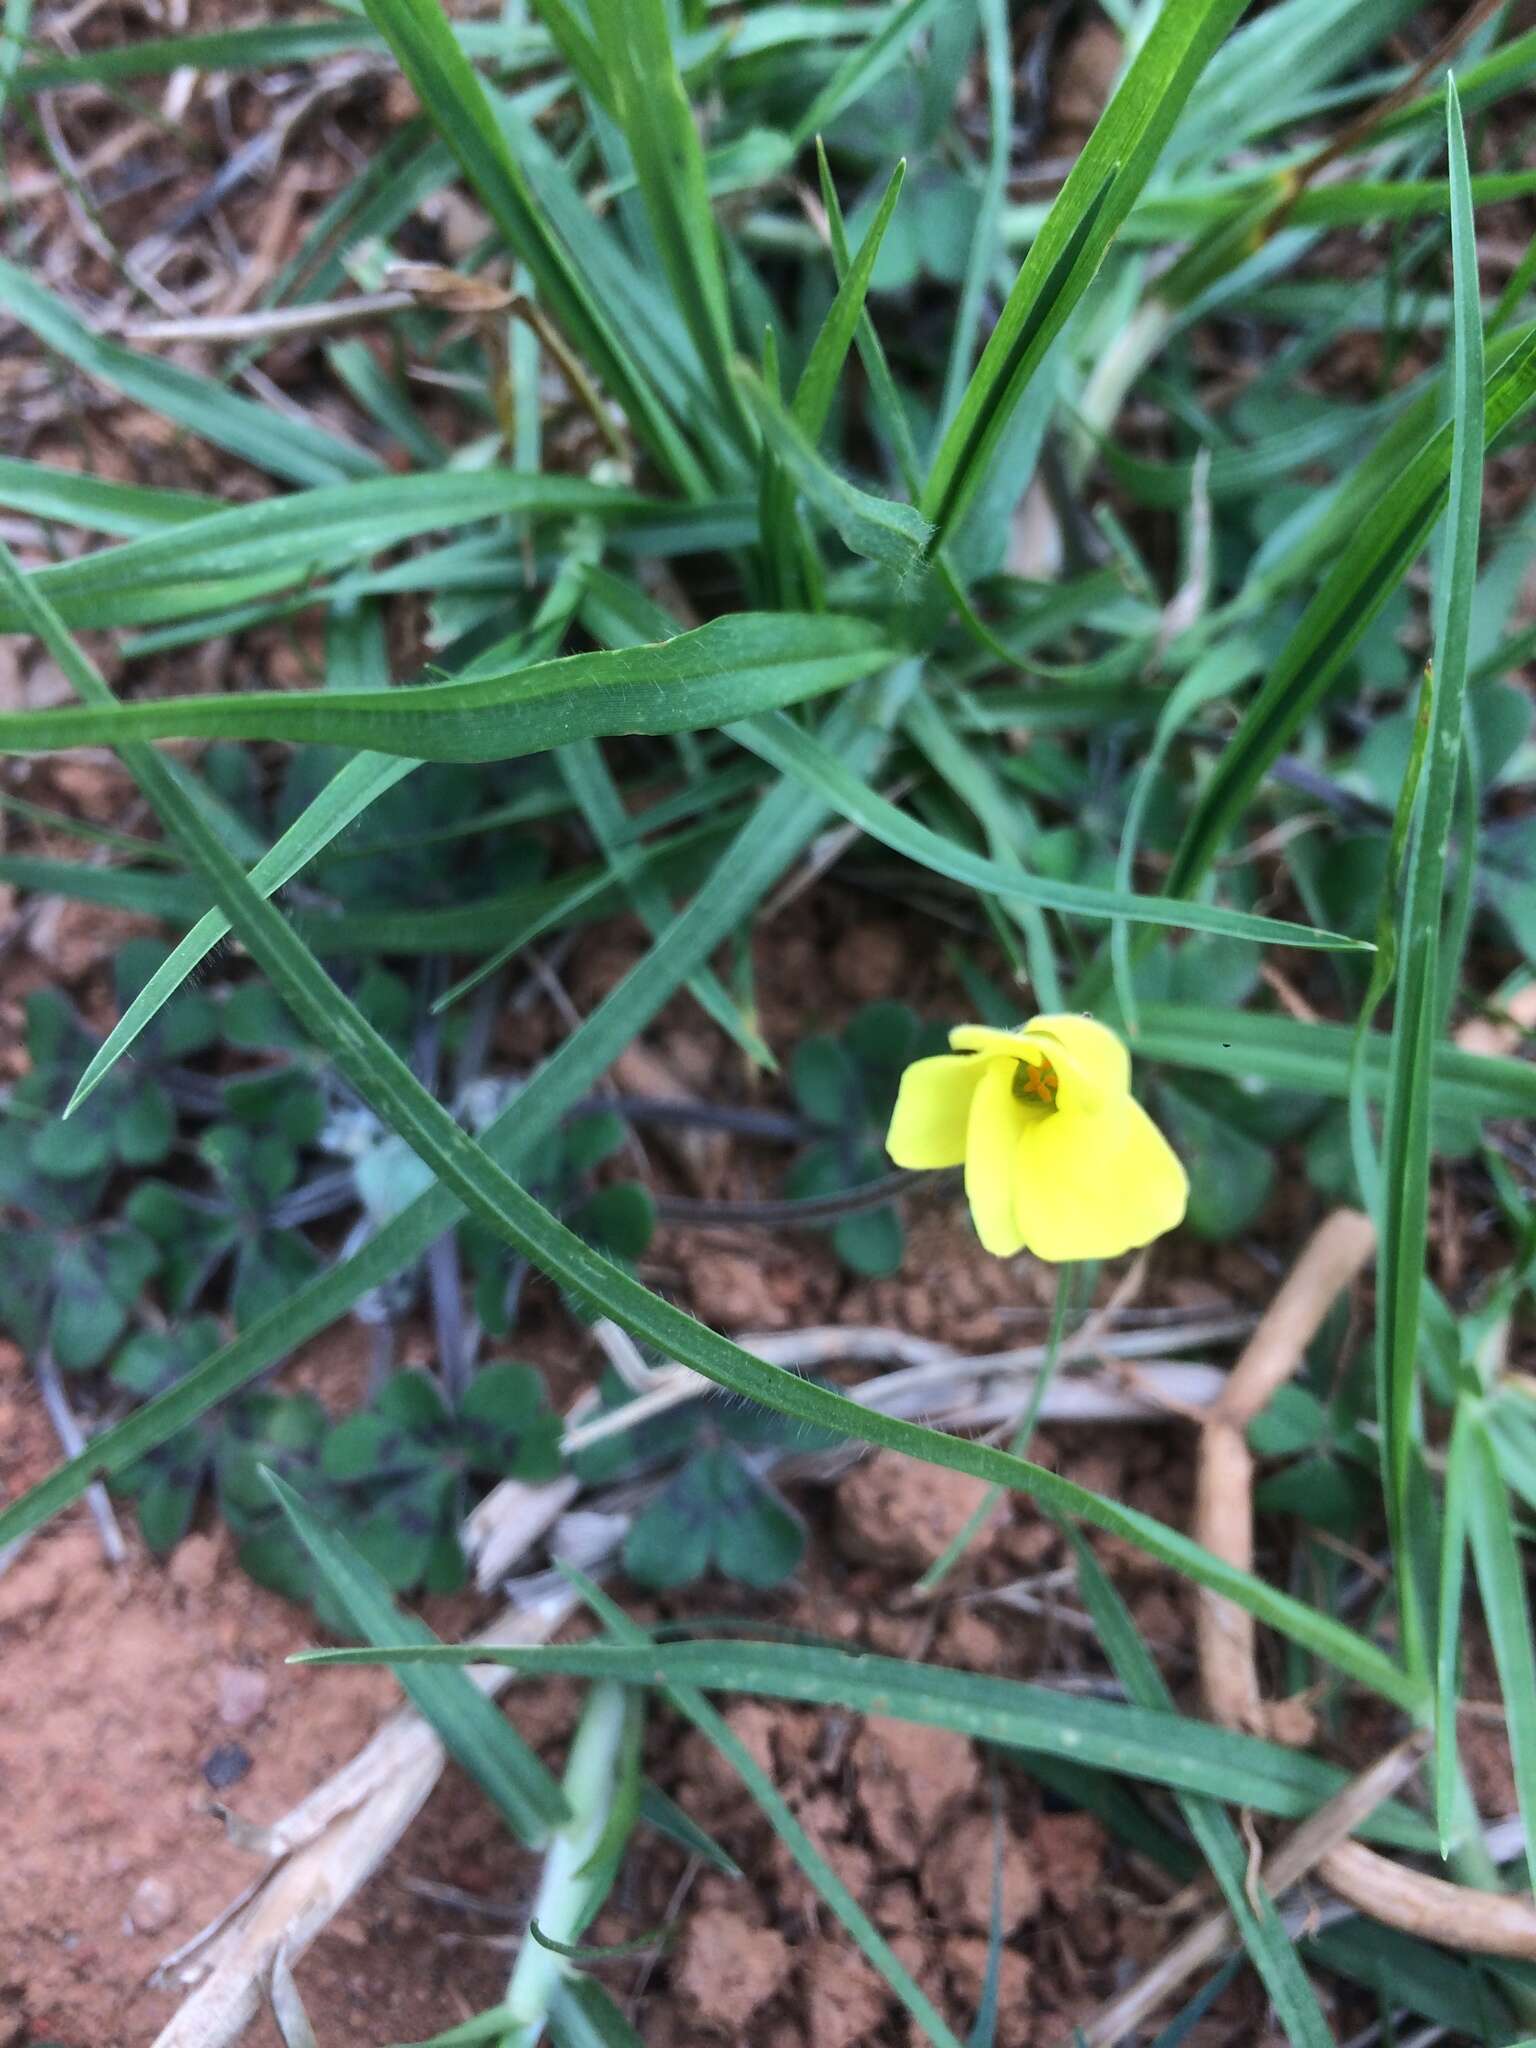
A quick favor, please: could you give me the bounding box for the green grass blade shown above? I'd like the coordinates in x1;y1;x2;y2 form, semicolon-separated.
0;0;32;124
1170;317;1536;899
733;709;1371;951
67;753;418;1114
359;0;703;491
922;0;1248;544
13;20;387;88
0;613;893;759
1464;1416;1536;1874
815;141;923;495
1067;1532;1336;2047
792;156;906;441
0;456;216;536
1434;1405;1474;1851
935;0;1011;439
526;0;612;113
1377;82;1486;1597
0;258;383;488
1124;1002;1536;1122
587;0;751;455
568;1574;965;2048
296;1638;1433;1832
737;364;931;573
0;470;660;631
264;1471;568;1841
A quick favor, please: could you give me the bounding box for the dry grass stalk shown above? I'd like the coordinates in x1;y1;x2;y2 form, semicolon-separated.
1071;1735;1428;2047
1192;1209;1536;1974
151;1582;579;2048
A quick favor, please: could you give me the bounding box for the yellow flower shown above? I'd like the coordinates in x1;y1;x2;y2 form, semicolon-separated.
885;1014;1187;1262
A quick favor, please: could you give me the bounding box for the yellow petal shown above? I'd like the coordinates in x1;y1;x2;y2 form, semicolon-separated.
1010;1093;1187;1263
885;1053;989;1169
950;1022;1032;1061
1022;1013;1131;1112
964;1056;1031;1255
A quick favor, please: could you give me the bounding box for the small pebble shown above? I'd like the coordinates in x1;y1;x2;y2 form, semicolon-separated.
202;1742;252;1790
128;1875;178;1935
215;1665;268;1729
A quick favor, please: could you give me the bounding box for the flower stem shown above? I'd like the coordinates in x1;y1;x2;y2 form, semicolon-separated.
912;1264;1079;1596
499;1679;634;2048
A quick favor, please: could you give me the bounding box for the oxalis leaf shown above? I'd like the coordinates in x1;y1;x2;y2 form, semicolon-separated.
0;685;901;1559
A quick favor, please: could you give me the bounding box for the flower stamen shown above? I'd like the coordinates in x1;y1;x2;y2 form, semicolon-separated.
1011;1054;1058;1109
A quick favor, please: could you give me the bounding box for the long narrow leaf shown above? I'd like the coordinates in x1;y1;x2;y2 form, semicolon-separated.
265;1472;567;1839
296;1637;1435;1838
734;709;1369;951
1378;81;1485;1596
0;258;382;488
922;0;1249;543
0;613;893;759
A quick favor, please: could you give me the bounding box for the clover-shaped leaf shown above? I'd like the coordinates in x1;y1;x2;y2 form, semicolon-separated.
222;1070;326;1147
784;1138;903;1276
217;1392;352;1616
14;990;169;1183
1154;1084;1274;1242
319;1365;560;1593
0;1115;107;1225
128;1123;321;1325
125;1181;233;1312
111;1317;225;1551
790;1034;863;1130
623;1446;804;1591
52;1226;160;1371
784;1004;947;1277
457;1362;563;1478
0;1229;52;1351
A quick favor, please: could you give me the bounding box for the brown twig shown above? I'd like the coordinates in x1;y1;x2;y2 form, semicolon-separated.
1198;1209;1374;1742
151;1581;581;2048
1277;0;1507;213
1073;1735;1429;2046
1192;1208;1536;1970
1320;1840;1536;1959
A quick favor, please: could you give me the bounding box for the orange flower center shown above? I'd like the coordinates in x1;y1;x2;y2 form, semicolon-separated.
1010;1053;1059;1109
